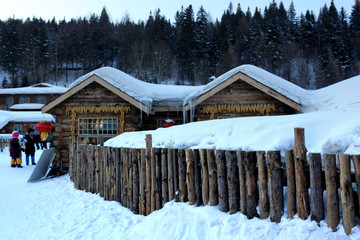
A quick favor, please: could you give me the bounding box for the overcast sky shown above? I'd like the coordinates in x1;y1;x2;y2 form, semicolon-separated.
0;0;356;23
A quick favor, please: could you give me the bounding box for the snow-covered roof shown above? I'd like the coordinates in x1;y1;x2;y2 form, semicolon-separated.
0;83;68;95
0;110;54;129
66;65;303;112
69;67;201;108
9;103;44;110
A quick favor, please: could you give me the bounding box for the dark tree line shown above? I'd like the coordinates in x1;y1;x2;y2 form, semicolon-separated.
1;0;360;89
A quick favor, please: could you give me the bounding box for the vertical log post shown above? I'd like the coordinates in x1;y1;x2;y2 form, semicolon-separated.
257;151;269;219
115;148;121;203
293;128;310;220
161;148;168;207
95;146;100;195
155;148;162;210
167;148;174;201
285;150;296;219
128;149;133;210
145;134;152;215
122;148;129;207
309;153;324;224
237;151;247;215
69;137;73;181
177;149;187;202
226;150;240;214
139;148;146;215
351;155;360;217
324;154;339;231
207;149;218;206
267;150;284;223
150;147;156;212
244;151;258;219
200;149;209;205
132;149;140;214
172;149;179;202
193;149;203;206
185;149;196;205
216;150;229;212
339;154;355;235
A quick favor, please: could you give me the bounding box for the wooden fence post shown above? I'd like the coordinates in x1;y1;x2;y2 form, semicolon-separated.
145;134;152;215
0;138;3;152
150;147;156;212
161;148;168;207
244;151;258;219
207;149;218;206
285;150;296;219
186;149;196;205
121;148;128;207
127;149;133;210
309;153;324;224
293;128;310;220
95;146;100;194
172;149;179;202
167;148;174;201
226;150;239;214
87;146;94;193
324;154;339;231
69;137;73;181
132;149;140;214
237;151;247;215
339;154;355;235
257;151;269;219
139;148;146;215
177;149;187;202
155;148;162;210
267;150;284;223
216;150;229;212
200;149;209;205
351;155;360;217
193;149;203;206
115;148;121;203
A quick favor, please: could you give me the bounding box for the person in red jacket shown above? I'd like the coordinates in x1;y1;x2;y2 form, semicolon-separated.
9;131;24;168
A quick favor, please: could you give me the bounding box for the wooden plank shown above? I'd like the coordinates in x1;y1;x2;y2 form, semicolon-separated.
193;149;202;206
257;151;269;219
339;154;355;236
293;128;310;220
167;148;174;201
244;151;258;219
150;147;156;212
207;149;218;206
226;150;239;214
285;150;296;219
172;149;179;202
139;148;146;215
351;155;360;217
132;149;140;214
267;150;284;223
185;149;196;205
177;149;187;202
115;148;121;203
309;153;324;224
200;149;209;205
216;150;229;212
155;148;162;210
161;148;168;207
145;135;152;215
237;151;247;215
324;154;339;231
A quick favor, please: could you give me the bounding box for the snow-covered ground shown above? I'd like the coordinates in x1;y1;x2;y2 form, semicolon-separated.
0;147;359;240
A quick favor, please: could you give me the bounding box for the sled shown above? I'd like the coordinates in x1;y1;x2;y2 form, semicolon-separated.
27;148;56;182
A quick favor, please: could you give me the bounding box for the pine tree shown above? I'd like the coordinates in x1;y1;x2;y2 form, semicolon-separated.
248;8;264;67
350;0;360;74
2;77;8;88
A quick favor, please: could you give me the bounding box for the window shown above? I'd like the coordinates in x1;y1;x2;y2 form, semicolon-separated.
78;117;118;145
21;96;29;104
7;96;12;107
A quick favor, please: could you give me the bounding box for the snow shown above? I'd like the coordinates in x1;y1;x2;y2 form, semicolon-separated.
0;110;54;129
9;103;44;110
0;83;68;94
0;148;359;240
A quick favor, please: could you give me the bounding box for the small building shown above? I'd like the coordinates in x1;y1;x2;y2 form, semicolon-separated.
42;65;302;173
0;83;68;111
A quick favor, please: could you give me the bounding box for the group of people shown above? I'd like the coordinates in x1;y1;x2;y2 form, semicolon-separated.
9;128;48;168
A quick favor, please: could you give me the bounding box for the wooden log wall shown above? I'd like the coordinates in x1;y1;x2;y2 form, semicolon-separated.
69;136;360;236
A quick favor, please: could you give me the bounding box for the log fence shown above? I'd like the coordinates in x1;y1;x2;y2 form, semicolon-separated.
69;129;360;235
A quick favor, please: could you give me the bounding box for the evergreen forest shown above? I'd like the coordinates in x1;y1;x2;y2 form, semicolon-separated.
1;0;360;89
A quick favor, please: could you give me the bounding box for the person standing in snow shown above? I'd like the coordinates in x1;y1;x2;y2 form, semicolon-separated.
9;131;24;168
23;128;36;165
34;131;41;150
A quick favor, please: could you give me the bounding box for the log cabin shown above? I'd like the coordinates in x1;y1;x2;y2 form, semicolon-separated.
42;64;302;173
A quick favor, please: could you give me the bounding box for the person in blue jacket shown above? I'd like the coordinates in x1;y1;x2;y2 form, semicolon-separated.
23;128;36;165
